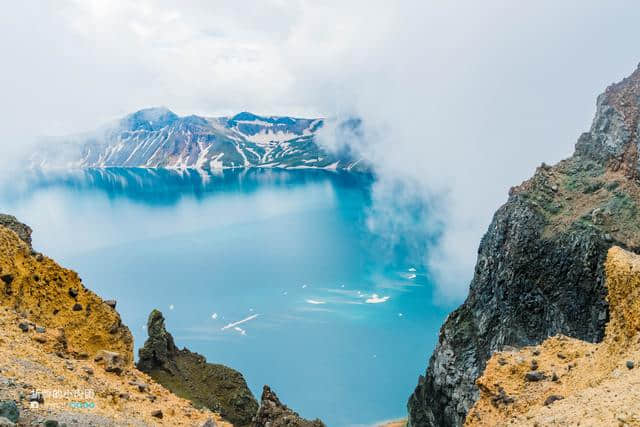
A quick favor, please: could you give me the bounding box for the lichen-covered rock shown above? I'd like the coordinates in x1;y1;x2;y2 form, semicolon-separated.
0;221;133;363
408;65;640;427
252;385;325;427
136;309;178;373
0;401;18;424
137;310;258;427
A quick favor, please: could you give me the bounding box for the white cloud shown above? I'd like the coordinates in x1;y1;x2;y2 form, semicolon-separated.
305;299;325;305
2;1;640;301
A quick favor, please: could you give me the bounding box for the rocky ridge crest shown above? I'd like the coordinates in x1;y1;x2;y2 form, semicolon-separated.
137;309;259;427
252;385;325;427
0;214;32;250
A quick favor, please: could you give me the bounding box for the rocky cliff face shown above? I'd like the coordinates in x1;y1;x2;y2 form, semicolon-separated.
137;309;259;426
466;246;640;426
252;386;325;427
408;64;640;426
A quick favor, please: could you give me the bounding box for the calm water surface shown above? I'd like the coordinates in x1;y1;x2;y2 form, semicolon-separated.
1;168;452;426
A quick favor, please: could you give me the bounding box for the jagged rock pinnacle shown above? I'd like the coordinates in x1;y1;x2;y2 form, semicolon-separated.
137;309;178;373
252;385;325;427
137;310;258;426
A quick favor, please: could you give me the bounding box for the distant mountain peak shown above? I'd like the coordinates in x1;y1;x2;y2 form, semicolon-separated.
228;111;300;126
31;108;366;172
129;106;176;120
230;111;263;122
122;107;179;131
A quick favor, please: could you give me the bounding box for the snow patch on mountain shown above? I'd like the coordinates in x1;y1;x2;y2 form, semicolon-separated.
31;108;366;172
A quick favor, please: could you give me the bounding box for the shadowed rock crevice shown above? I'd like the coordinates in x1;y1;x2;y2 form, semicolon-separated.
137;310;258;427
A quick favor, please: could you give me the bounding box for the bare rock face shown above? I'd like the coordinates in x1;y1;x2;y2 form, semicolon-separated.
575;66;640;178
252;386;325;427
137;310;258;427
408;64;640;426
466;247;640;426
0;214;32;249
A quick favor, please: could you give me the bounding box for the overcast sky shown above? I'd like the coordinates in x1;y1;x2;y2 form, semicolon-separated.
2;1;640;299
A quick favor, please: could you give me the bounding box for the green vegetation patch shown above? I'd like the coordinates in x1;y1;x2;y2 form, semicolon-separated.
604;191;638;220
563;160;605;193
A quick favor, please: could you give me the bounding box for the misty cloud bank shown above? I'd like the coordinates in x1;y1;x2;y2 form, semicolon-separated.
2;1;640;299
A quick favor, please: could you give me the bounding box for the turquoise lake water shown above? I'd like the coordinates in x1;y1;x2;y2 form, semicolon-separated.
0;168;453;426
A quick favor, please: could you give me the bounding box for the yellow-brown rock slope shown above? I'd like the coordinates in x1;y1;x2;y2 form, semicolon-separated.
466;246;640;426
0;223;230;426
0;225;132;362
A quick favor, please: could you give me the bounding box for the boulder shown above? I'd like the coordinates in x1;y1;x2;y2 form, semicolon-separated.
95;350;126;375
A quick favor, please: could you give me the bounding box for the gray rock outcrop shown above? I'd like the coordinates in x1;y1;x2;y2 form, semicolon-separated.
0;215;32;250
137;310;258;427
252;385;325;427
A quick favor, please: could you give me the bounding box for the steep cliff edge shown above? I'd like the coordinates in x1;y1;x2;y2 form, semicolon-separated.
0;218;229;426
0;221;133;362
408;64;640;426
466;246;640;426
137;309;259;426
0;216;321;426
